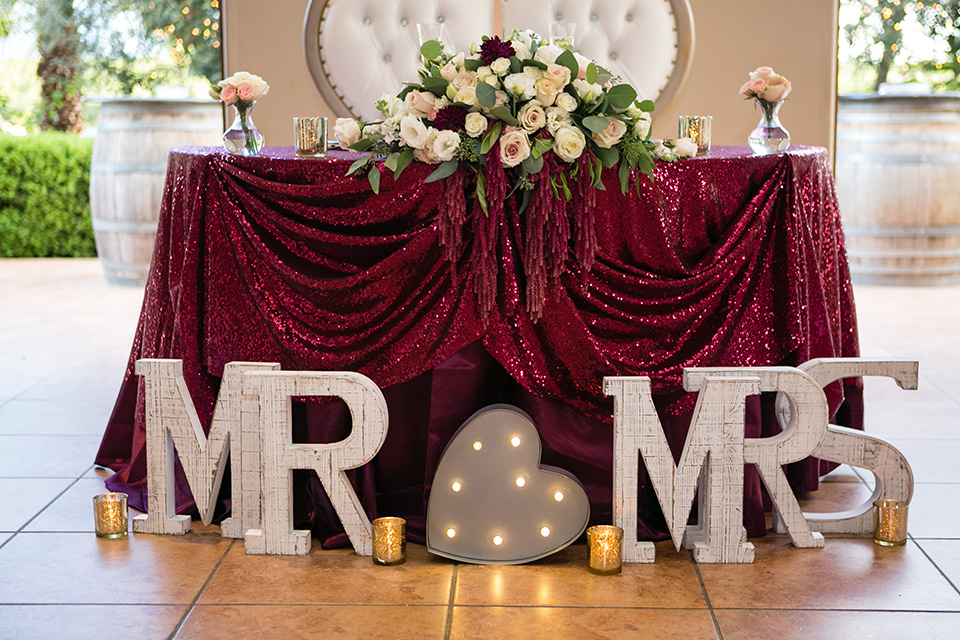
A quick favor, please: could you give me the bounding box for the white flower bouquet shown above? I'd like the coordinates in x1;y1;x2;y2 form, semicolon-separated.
336;29;671;205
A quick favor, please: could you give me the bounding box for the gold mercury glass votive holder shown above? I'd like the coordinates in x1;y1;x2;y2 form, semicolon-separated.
678;115;713;156
372;517;407;565
294;116;328;158
93;492;128;539
873;499;908;546
586;525;623;575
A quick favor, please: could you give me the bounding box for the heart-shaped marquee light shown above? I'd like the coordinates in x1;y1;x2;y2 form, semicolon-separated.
426;404;590;565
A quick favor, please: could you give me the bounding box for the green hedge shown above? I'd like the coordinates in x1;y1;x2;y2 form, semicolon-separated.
0;132;96;257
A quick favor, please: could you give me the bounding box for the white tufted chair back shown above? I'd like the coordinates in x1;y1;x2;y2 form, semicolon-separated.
501;0;693;110
304;0;495;121
304;0;693;121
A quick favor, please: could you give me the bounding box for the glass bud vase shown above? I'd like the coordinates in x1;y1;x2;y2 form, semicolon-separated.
747;100;790;155
222;101;264;156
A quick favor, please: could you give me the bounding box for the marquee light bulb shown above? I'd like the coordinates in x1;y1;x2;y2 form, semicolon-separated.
511;436;521;447
447;528;456;538
473;441;482;451
515;477;525;488
452;481;462;492
554;491;564;502
493;534;503;546
541;526;550;537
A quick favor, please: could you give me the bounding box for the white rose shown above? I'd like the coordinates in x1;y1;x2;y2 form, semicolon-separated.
440;63;458;82
451;52;465;69
651;139;678;161
511;41;531;61
545;107;570;135
674;137;699;158
759;75;792;102
455;86;478;107
434;130;461;162
518;101;546;133
524;65;543;81
504;73;536;100
477;66;499;87
592;116;627;149
555;92;578;112
491;58;511;76
633;115;651;140
414;128;441;164
534;77;562;107
334;117;361;148
464;112;488;138
534;44;563;65
573;79;602;103
499;129;531;167
553;125;586;162
399;114;430;149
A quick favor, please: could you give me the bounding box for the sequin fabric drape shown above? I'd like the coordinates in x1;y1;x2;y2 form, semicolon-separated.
96;146;861;544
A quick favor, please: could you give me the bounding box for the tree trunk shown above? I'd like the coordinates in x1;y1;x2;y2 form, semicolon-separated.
36;0;83;132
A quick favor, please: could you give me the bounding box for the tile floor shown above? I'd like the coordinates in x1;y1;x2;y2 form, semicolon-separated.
1;258;959;639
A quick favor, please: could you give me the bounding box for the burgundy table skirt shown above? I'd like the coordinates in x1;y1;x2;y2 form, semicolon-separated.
95;145;862;546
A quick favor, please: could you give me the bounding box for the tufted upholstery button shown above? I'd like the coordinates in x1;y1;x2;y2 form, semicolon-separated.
383;54;392;63
437;15;444;23
626;14;633;22
400;18;408;26
363;16;371;26
590;13;598;22
555;13;563;21
609;52;618;60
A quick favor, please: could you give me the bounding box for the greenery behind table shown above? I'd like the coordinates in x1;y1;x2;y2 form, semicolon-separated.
0;132;94;257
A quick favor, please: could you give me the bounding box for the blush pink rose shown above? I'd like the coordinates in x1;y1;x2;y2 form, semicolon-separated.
739;78;766;98
499;129;531;167
237;83;255;101
753;66;775;79
219;84;238;104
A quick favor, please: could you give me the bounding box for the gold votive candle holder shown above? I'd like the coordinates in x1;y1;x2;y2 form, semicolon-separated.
372;517;407;565
93;492;128;539
873;499;908;546
678;115;712;156
294;116;328;158
586;525;623;575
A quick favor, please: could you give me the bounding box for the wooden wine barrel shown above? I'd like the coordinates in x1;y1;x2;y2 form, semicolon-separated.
90;99;223;285
835;94;960;285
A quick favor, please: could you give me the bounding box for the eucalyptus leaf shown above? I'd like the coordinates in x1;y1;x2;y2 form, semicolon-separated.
384;153;399;173
521;154;544;174
555;49;579;80
582;115;609;133
607;84;638;110
594;146;620;169
368;165;381;194
420;40;443;60
424;159;459;183
531;137;553;159
464;58;481;72
346;157;370;176
586;62;598;85
489;106;519;127
476;82;497;109
422;76;450;98
523;58;547;70
510;57;523;74
637;99;656;112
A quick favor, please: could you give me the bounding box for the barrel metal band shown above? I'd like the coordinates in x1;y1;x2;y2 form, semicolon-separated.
836;131;960;144
96;121;222;133
97;258;152;274
844;225;960;238
836;152;960;165
848;247;960;259
837;112;960;124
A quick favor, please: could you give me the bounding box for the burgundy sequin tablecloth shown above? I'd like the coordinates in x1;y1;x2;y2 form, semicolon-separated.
95;145;861;545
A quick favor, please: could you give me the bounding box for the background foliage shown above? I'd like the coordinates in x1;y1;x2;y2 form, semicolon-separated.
0;133;94;257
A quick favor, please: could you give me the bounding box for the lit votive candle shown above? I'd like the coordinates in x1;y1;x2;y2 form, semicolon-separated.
93;492;128;539
678;115;712;156
873;499;908;546
372;517;407;565
586;524;623;575
293;116;328;158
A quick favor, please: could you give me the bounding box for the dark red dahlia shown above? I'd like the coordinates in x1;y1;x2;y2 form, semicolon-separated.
479;36;515;66
433;105;468;131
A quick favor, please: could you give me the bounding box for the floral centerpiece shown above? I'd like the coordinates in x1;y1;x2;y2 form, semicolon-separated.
210;71;270;156
740;66;792;155
334;30;689;318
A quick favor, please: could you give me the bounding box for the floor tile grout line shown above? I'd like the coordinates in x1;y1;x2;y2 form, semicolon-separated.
0;468;93;550
689;550;724;640
911;536;960;597
167;538;236;640
442;564;458;640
